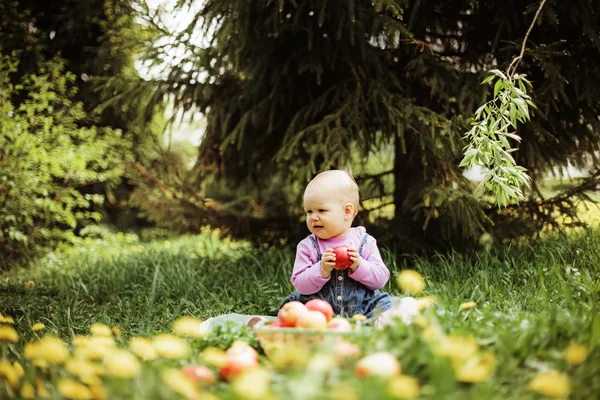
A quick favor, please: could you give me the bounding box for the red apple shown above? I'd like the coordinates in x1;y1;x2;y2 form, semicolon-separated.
278;301;309;327
355;352;401;378
295;310;328;330
332;246;352;270
219;343;259;381
334;340;361;365
269;319;283;327
305;299;334;322
327;317;352;332
182;365;215;385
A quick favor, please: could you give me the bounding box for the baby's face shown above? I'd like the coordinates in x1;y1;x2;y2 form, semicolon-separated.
303;187;352;239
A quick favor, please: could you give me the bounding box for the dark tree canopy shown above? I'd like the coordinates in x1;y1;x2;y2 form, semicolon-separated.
125;0;600;249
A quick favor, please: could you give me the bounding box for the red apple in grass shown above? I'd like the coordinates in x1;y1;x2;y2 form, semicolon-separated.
295;310;328;330
219;342;259;381
332;246;352;270
327;317;352;332
305;299;334;322
334;340;361;365
278;301;309;327
182;365;215;385
355;352;401;378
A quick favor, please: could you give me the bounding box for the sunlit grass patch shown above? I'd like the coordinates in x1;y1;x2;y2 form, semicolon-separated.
1;227;599;398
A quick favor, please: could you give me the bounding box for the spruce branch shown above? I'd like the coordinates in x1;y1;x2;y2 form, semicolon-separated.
460;0;547;207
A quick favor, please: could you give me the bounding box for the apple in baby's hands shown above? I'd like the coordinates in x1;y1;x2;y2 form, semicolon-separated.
304;299;334;322
332;246;352;270
278;301;309;327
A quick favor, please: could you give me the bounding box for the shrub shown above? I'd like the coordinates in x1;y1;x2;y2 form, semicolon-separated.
0;52;132;269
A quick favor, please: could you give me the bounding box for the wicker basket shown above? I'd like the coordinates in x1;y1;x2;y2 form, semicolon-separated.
253;319;362;358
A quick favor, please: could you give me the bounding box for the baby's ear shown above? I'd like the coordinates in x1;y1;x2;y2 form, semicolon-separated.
344;203;355;219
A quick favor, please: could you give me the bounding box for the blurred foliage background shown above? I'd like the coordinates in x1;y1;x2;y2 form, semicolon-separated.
2;0;600;269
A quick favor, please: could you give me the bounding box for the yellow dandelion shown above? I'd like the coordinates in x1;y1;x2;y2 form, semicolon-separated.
57;378;93;400
528;371;571;398
74;336;115;360
329;385;359;400
29;336;69;365
0;315;15;324
387;375;421;399
459;301;477;310
111;326;121;336
152;334;191;359
232;367;270;400
352;314;367;321
105;350;141;379
161;369;201;400
412;315;429;329
12;361;24;377
33;322;45;331
199;347;228;368
172;316;205;339
20;382;36;399
89;383;106;400
416;295;436;311
26;280;35;288
33;359;49;369
90;323;112;337
164;240;171;248
397;270;425;294
269;343;311;370
129;337;158;361
0;360;20;389
453;351;496;383
65;358;102;385
564;343;588;366
422;325;444;342
434;335;479;363
36;378;51;398
72;335;90;347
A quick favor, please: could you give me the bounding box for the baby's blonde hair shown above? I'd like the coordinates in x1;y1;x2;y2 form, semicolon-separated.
308;169;360;216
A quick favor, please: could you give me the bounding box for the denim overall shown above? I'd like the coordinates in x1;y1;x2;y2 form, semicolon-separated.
279;233;394;318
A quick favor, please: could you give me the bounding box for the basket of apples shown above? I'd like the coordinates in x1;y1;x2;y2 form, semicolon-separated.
254;299;361;358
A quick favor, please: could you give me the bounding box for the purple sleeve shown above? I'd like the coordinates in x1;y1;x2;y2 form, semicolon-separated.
348;236;390;290
291;241;331;295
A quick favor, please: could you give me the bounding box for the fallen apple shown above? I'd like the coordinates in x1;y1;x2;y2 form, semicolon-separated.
332;246;352;270
219;342;259;381
334;340;361;365
278;301;309;327
305;299;334;321
355;352;401;378
182;365;215;385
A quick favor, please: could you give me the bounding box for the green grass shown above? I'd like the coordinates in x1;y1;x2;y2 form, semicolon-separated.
1;228;600;399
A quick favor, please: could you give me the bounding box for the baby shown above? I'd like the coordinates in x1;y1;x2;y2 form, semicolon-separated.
279;169;418;328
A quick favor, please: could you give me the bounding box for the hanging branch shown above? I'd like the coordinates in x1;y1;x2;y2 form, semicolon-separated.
460;0;547;207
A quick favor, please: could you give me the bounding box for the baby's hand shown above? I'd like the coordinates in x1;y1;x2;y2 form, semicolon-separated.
346;246;361;271
321;248;336;272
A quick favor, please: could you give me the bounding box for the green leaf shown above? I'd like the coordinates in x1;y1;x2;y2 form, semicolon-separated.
494;79;504;98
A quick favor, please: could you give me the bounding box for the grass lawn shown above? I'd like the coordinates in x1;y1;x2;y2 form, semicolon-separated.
1;227;599;399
